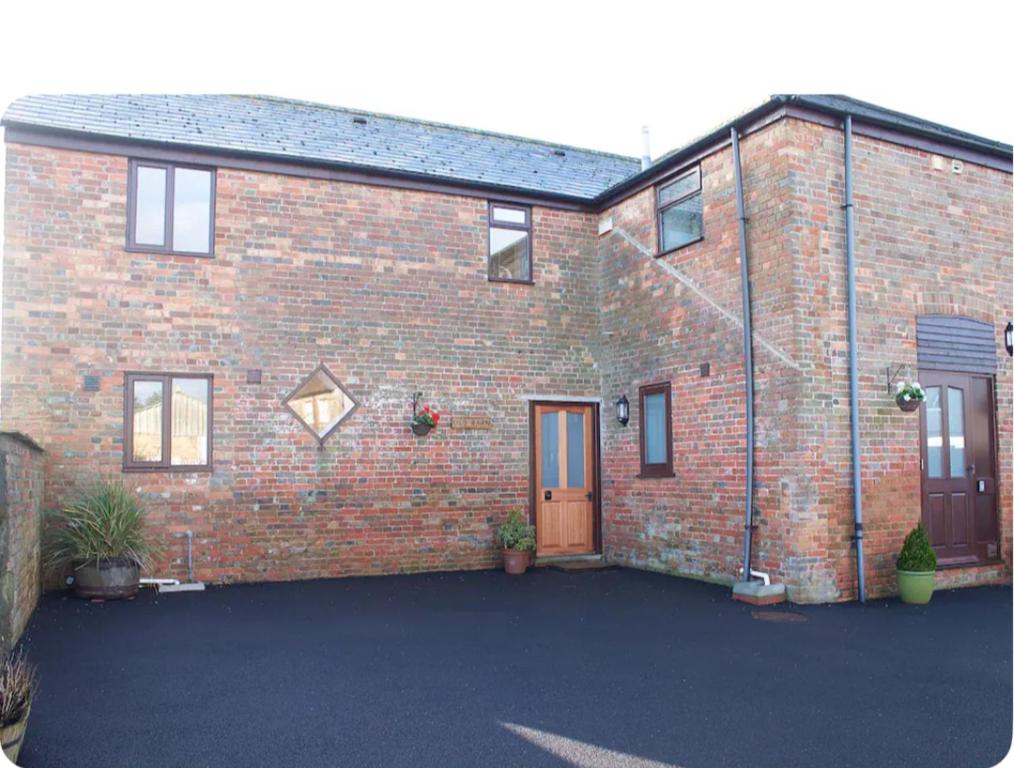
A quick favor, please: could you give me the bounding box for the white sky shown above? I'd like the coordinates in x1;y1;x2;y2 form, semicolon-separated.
0;0;1010;211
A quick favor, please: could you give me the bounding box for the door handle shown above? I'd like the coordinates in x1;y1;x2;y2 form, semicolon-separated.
544;490;552;501
586;492;593;501
967;464;975;475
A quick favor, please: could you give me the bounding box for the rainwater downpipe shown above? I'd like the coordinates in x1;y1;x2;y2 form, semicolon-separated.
844;115;867;603
731;126;756;583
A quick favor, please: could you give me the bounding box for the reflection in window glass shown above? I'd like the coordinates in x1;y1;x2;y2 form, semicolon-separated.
948;387;965;478
489;228;530;281
170;378;210;466
172;168;212;253
541;411;559;488
566;412;584;489
925;386;943;478
132;380;164;462
658;171;700;206
287;370;355;439
660;194;703;251
134;166;167;246
644;392;667;464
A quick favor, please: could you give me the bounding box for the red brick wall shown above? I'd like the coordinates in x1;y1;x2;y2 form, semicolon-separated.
597;117;1012;601
2;144;601;583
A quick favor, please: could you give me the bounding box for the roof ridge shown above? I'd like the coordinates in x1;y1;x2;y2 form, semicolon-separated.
240;94;641;163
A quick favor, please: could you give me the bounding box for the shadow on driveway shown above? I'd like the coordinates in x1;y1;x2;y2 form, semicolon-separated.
18;567;1013;767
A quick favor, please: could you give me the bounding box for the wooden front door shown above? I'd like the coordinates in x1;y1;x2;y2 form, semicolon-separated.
919;370;999;565
532;403;597;556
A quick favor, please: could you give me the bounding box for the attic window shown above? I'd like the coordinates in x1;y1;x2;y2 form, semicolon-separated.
283;365;359;444
127;160;216;256
656;166;703;254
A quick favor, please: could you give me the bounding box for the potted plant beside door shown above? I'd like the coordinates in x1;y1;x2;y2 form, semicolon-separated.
498;511;536;575
896;524;937;604
44;481;155;600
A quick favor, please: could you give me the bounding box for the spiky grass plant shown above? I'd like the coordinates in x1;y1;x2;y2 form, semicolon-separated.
0;650;37;727
44;481;154;571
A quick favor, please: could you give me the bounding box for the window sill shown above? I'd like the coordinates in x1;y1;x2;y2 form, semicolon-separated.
125;245;215;258
655;235;703;258
488;277;535;286
122;466;213;474
637;471;675;479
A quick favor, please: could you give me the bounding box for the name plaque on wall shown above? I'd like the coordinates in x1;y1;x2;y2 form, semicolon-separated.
451;415;493;431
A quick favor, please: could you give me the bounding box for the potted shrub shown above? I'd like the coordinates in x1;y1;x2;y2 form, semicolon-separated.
0;650;37;764
896;524;937;604
895;380;926;412
498;511;536;575
44;481;154;600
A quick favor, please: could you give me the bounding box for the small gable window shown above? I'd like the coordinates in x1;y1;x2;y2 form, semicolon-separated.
656;166;702;254
488;203;532;284
127;160;216;256
638;382;673;478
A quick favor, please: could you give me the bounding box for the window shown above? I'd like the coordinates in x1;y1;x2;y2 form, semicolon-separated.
283;365;359;444
656;166;703;254
488;203;532;283
124;373;212;471
638;382;673;478
127;160;216;256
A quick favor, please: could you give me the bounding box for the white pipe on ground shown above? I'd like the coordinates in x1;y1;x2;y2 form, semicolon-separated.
738;567;771;586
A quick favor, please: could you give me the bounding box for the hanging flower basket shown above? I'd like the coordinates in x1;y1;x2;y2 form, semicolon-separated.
895;381;925;413
410;392;440;436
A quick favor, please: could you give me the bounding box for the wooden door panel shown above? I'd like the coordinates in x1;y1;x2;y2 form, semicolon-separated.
533;404;597;556
920;369;999;564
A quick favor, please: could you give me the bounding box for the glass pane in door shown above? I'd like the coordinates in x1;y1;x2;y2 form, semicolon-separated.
566;411;585;488
540;411;559;487
925;386;942;478
947;387;965;478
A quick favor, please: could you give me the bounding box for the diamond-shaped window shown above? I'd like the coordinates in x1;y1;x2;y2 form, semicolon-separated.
283;364;359;443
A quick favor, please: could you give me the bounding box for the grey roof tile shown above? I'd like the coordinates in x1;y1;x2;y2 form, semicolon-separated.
2;94;641;200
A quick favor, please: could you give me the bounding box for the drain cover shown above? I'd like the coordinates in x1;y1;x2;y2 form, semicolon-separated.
751;610;807;623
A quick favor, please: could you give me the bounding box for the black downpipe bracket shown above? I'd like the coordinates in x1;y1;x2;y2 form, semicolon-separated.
731;127;756;582
844;116;867;603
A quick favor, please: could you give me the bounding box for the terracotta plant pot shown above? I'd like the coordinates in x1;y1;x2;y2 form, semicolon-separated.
74;558;140;600
1;704;30;764
411;422;432;436
503;549;531;575
896;394;921;412
897;569;935;604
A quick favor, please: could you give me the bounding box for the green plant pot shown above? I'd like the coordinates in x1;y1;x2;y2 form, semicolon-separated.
897;569;935;604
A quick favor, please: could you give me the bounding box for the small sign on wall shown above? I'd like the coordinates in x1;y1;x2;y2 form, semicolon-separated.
451;415;494;431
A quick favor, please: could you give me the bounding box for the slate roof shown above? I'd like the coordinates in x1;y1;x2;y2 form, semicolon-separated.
3;94;1010;205
0;94;641;201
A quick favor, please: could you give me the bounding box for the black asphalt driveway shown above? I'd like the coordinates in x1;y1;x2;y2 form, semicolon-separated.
18;568;1012;767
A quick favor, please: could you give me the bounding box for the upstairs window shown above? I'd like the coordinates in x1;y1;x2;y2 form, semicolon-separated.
127;160;216;256
656;166;702;254
124;373;212;471
638;382;673;478
488;203;532;283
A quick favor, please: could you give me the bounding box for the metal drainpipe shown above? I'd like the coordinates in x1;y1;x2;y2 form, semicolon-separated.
731;126;756;583
844;115;867;603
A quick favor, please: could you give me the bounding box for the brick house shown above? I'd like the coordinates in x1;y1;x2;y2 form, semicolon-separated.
1;93;1010;602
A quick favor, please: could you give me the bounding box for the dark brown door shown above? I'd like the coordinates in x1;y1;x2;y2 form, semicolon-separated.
919;371;999;565
533;403;597;556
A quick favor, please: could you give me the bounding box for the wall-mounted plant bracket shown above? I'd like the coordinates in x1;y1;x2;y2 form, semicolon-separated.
885;364;910;394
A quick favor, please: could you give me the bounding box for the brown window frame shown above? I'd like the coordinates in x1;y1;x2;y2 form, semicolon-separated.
638;381;674;478
123;372;214;472
487;201;534;285
655;166;703;257
126;159;217;257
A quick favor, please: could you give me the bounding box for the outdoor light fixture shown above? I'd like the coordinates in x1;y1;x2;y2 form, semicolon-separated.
1006;321;1013;357
616;394;630;426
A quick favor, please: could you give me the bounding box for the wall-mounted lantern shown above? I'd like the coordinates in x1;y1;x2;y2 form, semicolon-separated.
616;394;630;426
1005;321;1013;357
